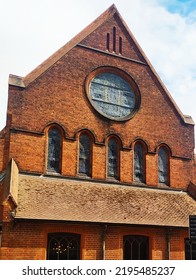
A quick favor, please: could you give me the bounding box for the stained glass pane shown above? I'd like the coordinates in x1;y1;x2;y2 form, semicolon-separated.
158;147;169;184
108;138;119;179
79;134;91;176
47;128;61;173
134;143;145;182
90;72;135;120
185;239;196;260
47;233;80;260
123;235;149;260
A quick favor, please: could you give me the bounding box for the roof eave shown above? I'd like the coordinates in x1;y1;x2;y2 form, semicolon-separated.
9;74;25;88
13;216;189;228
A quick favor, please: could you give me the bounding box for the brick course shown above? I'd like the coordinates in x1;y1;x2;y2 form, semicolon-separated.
0;220;189;260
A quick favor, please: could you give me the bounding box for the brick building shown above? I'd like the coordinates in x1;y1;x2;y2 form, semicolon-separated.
0;5;196;260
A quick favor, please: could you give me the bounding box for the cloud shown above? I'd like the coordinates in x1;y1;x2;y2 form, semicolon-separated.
119;0;196;122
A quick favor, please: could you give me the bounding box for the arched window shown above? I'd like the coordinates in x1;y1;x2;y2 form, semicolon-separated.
123;235;149;260
79;134;91;176
47;233;80;260
185;238;196;260
107;138;119;179
134;142;145;183
158;146;169;185
47;127;61;173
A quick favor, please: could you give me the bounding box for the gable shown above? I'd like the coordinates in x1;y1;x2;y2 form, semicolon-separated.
8;5;194;127
79;12;145;63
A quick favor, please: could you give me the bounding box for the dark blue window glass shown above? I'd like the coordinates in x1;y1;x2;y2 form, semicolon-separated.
47;128;61;173
158;147;169;185
79;134;91;176
134;143;145;183
108;138;119;179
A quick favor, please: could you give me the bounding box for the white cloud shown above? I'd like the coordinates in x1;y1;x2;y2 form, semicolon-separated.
0;0;195;147
120;0;196;123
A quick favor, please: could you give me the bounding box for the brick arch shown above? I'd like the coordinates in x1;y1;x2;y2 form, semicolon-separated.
155;142;172;156
131;138;149;153
43;122;66;138
74;128;96;143
104;133;123;148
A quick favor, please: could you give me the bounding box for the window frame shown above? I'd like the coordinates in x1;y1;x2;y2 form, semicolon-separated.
158;145;170;186
46;126;62;174
123;235;149;260
85;66;141;122
107;137;120;180
78;132;92;177
47;233;81;260
133;141;146;183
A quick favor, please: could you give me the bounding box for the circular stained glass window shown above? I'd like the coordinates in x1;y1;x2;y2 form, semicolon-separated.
86;68;140;121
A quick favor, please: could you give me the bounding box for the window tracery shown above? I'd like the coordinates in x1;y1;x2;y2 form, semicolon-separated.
47;233;80;260
123;235;149;260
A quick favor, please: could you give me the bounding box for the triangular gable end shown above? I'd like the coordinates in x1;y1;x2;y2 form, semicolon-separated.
78;7;146;63
8;4;194;125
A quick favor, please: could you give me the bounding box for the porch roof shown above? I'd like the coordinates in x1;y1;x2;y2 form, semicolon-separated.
15;173;196;228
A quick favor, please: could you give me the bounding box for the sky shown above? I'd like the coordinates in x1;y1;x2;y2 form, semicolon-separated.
0;0;195;146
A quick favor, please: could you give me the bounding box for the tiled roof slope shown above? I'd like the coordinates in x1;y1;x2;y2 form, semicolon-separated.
16;174;196;227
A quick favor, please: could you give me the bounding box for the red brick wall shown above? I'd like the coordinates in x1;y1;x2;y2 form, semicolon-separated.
7;46;194;158
7;130;193;189
0;221;188;260
5;44;194;189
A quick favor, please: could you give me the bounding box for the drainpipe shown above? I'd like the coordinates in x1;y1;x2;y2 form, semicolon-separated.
102;224;108;260
166;228;171;260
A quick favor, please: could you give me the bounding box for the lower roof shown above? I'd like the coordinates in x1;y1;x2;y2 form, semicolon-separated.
15;174;196;228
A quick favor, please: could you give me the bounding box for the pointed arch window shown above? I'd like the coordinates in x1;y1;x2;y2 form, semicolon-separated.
107;138;119;179
185;238;196;260
123;235;149;260
47;233;80;260
158;146;169;185
79;134;91;176
134;142;145;183
47;127;62;173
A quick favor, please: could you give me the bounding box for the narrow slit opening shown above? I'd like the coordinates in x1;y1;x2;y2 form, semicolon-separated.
119;36;122;54
113;27;116;53
106;33;110;51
